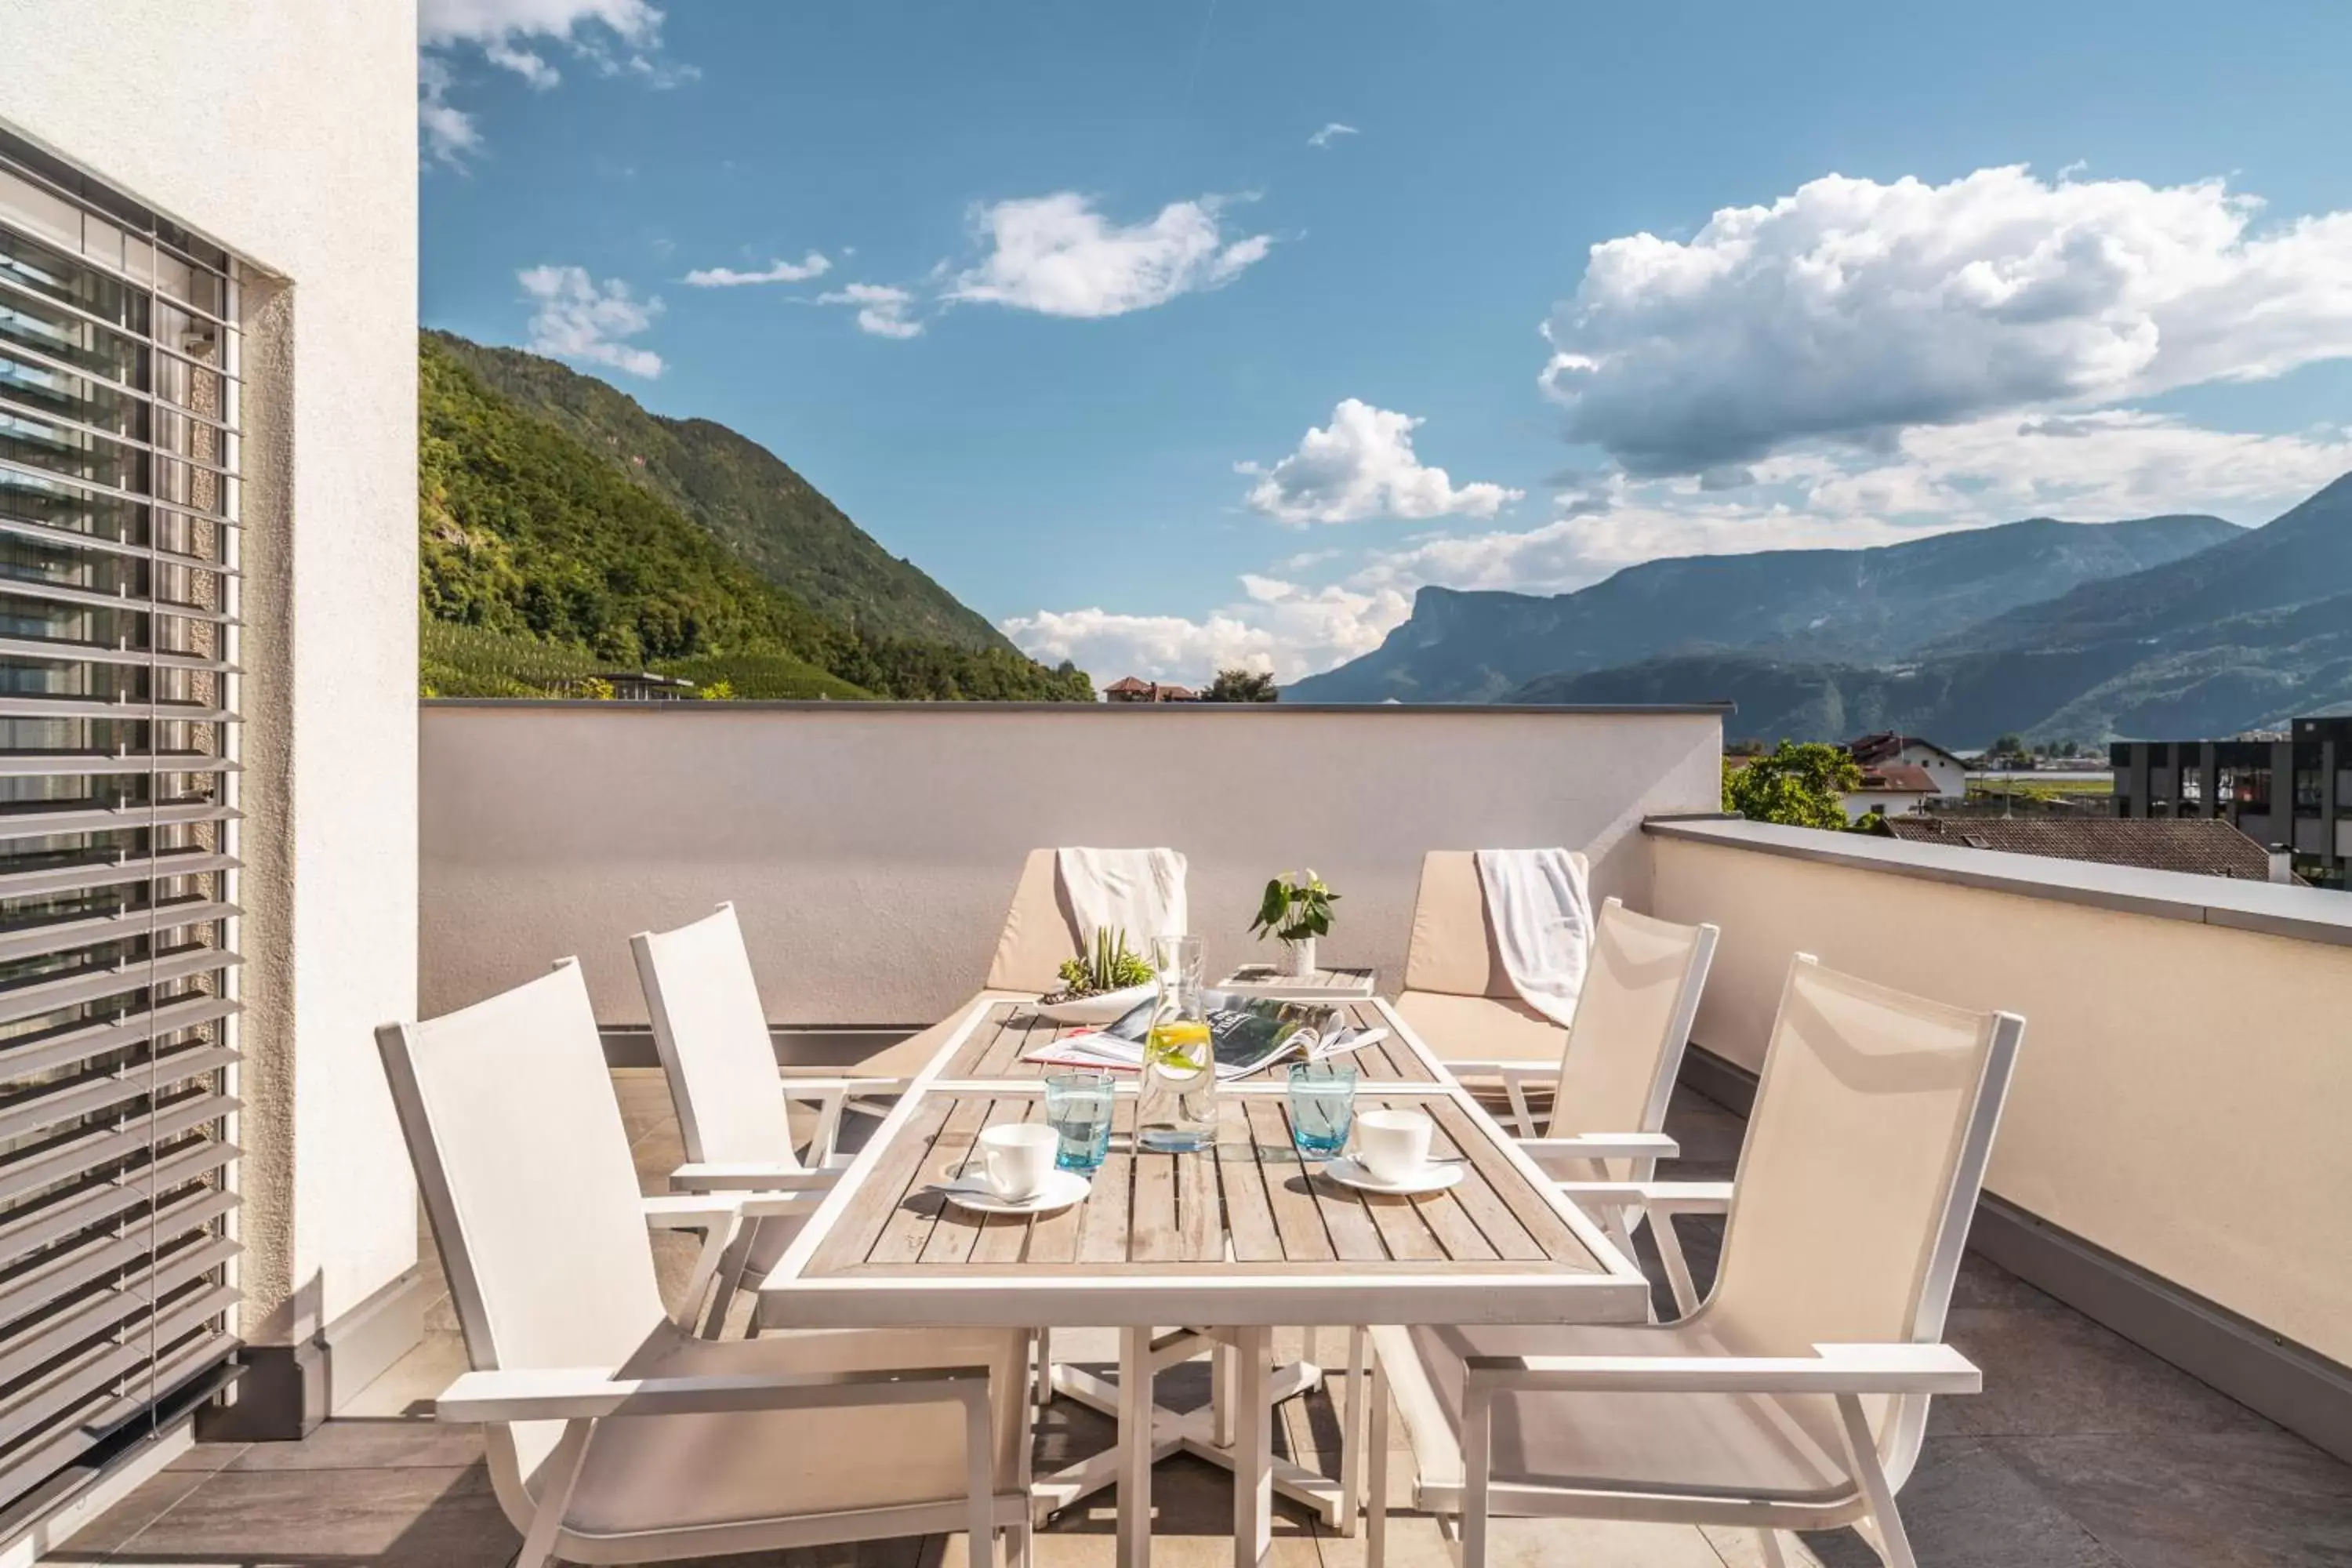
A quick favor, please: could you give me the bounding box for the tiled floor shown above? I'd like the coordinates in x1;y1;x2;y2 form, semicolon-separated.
45;1077;2352;1567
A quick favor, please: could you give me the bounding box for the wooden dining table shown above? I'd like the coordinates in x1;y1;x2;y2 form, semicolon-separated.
758;995;1652;1568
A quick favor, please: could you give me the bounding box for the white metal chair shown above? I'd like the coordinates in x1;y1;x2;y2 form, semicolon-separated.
632;902;886;1329
378;960;1033;1568
1364;954;2023;1568
1445;897;1719;1309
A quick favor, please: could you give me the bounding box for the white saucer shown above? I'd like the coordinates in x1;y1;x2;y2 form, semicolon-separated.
1318;1156;1464;1196
938;1169;1091;1216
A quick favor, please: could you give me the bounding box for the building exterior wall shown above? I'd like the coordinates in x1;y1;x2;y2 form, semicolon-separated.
1842;787;1931;822
1651;822;2352;1367
1898;742;1969;798
418;703;1725;1029
0;3;422;1348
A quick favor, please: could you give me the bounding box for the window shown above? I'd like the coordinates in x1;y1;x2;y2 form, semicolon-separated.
0;129;240;1515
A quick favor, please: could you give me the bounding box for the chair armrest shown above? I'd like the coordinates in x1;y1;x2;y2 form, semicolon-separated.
436;1362;994;1423
643;1192;818;1229
1553;1179;1731;1213
775;1076;910;1098
669;1163;839;1193
1464;1341;1980;1396
1441;1058;1558;1080
1518;1133;1679;1170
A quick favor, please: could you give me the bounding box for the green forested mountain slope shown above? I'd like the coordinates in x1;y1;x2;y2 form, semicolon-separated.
425;330;1014;654
418;336;1091;701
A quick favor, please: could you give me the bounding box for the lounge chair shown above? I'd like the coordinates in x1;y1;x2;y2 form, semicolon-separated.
1392;849;1588;1074
810;846;1137;1082
378;961;1033;1568
1363;954;2021;1568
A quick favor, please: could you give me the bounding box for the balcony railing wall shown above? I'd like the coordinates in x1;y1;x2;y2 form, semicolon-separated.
418;700;1726;1029
1650;817;2352;1400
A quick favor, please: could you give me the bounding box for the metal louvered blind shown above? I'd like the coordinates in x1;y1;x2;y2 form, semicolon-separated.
0;128;242;1518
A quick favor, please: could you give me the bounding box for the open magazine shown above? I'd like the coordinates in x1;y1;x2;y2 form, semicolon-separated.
1022;990;1353;1082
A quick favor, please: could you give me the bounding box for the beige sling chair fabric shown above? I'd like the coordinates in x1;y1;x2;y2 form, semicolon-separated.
378;962;1029;1566
1368;954;2020;1567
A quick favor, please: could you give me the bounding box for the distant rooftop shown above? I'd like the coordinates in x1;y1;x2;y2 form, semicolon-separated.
1871;814;2281;880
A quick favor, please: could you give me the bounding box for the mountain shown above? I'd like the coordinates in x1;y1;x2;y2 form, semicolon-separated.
1929;473;2352;655
423;329;1015;655
1507;476;2352;743
1287;514;2238;703
418;333;1092;701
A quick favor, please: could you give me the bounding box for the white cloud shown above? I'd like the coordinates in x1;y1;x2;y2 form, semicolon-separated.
518;265;665;377
1240;400;1523;525
418;56;480;162
1542;165;2352;475
947;193;1274;319
1339;413;2352;603
818;283;923;339
419;0;681;162
684;253;832;287
1003;577;1411;684
1307;122;1359;149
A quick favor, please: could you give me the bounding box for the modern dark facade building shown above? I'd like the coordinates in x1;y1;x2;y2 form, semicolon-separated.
2111;716;2352;888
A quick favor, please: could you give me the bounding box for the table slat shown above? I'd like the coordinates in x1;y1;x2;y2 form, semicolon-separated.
1244;1100;1336;1263
1075;1097;1136;1264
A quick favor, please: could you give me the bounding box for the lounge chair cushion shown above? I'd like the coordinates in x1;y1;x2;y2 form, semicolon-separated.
1392;989;1565;1065
1377;1321;1855;1506
557;1322;1029;1537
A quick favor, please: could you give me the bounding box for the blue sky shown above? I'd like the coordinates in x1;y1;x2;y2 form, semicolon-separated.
420;1;2352;681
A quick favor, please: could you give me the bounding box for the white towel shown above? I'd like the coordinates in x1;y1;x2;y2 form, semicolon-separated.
1475;848;1595;1027
1056;848;1189;953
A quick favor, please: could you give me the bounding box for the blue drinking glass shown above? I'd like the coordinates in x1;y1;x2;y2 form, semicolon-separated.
1044;1071;1115;1174
1287;1060;1356;1159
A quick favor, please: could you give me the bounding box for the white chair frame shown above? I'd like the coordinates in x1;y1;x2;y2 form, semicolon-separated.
1365;956;2024;1568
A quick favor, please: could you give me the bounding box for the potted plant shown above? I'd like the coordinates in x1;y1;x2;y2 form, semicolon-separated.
1250;869;1338;978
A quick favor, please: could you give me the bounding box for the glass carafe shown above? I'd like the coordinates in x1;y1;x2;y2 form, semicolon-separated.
1137;934;1217;1152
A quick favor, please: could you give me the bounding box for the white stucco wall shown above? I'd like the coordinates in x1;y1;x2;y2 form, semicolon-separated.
418;704;1725;1027
0;5;422;1338
1652;822;2352;1366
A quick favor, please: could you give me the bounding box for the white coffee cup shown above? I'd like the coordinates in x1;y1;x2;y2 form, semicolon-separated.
978;1123;1058;1201
1355;1108;1436;1185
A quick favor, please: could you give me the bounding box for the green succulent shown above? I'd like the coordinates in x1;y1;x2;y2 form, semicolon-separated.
1056;927;1154;995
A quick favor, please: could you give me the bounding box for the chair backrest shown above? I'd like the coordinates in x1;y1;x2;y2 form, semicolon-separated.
985;848;1084;992
1702;955;2021;1477
1403;848;1592;999
633;902;803;1171
376;962;670;1514
1544;899;1718;1139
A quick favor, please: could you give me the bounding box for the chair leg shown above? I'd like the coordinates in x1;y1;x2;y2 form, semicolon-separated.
1756;1526;1791;1567
963;1389;999;1568
1366;1352;1390;1568
1833;1393;1919;1568
1461;1381;1492;1568
1338;1326;1368;1537
514;1417;593;1568
1033;1328;1054;1406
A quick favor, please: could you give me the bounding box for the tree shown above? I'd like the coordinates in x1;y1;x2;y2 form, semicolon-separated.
1201;667;1279;703
1990;732;2027;760
1722;741;1861;832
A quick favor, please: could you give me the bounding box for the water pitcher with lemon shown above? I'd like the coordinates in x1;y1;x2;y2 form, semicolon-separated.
1137;933;1217;1152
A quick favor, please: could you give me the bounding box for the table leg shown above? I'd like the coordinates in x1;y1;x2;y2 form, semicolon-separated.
1117;1327;1154;1568
1233;1325;1272;1568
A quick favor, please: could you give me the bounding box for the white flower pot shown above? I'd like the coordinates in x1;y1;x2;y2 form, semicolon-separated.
1279;936;1317;978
